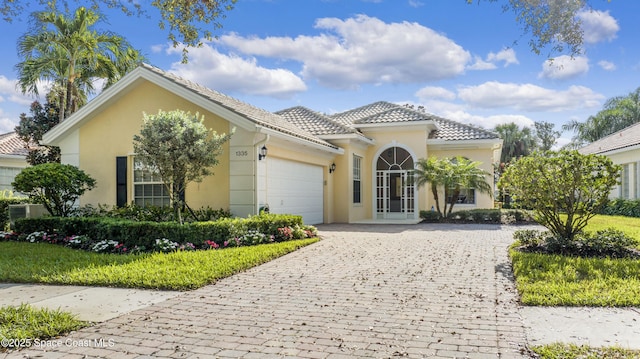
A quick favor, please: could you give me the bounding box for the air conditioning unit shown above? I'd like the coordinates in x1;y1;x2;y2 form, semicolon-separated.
8;204;48;225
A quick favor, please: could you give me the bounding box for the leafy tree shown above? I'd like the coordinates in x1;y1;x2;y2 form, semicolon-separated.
471;0;588;57
564;87;640;148
15;7;144;122
414;156;493;219
15;98;61;165
494;122;536;164
534;121;561;151
12;163;97;217
498;150;620;241
132;110;233;224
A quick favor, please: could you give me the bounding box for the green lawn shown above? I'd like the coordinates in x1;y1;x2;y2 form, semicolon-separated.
511;214;640;307
0;238;319;290
532;343;640;359
0;304;87;351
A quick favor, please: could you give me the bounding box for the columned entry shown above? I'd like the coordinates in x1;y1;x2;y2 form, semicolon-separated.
375;146;416;219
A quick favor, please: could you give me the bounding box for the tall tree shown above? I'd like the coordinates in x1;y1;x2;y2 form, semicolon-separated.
564;87;640;147
534;121;561;151
494;123;536;164
15;7;144;122
133;110;233;224
414;156;493;219
15;96;61;165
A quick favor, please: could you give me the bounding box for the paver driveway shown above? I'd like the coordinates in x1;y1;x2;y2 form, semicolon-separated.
9;224;529;359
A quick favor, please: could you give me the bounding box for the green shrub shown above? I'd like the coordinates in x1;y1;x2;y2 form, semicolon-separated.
513;227;639;259
513;229;545;247
77;203;233;222
420;208;533;224
576;229;638;258
600;198;640;218
13;213;306;252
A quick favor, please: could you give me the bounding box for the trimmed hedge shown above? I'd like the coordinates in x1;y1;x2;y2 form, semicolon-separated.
14;213;305;249
599;199;640;218
419;208;534;224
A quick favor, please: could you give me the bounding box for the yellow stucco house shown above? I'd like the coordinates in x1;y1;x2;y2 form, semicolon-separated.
579;122;640;200
42;64;502;224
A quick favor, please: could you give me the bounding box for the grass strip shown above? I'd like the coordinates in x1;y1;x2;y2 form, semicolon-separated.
0;238;319;290
0;304;86;351
532;343;640;358
511;249;640;306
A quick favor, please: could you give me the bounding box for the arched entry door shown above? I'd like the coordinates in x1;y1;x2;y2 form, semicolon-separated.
375;146;416;219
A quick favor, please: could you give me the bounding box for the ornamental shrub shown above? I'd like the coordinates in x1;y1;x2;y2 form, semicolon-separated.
12;163;96;217
499;150;620;241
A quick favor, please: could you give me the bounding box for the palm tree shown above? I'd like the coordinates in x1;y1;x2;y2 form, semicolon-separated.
494;123;536;164
414;157;445;217
563;87;640;147
414;156;493;218
16;7;144;122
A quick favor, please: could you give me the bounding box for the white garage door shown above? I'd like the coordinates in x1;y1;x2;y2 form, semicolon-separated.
267;158;324;224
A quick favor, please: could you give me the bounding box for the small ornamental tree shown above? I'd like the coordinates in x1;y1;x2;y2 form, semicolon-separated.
414;156;493;219
133;110;233;224
498;150;621;240
12;163;97;217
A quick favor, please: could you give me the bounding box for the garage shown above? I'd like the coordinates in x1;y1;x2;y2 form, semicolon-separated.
266;158;324;225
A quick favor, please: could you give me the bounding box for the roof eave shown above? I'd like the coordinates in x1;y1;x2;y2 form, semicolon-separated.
258;126;344;155
319;133;375;145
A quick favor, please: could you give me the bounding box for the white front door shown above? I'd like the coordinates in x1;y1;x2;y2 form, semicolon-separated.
375;146;416;220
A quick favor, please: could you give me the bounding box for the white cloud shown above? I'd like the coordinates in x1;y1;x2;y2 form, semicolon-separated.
0;116;16;134
578;10;619;44
468;48;518;71
0;75;40;106
598;60;616;71
415;86;456;101
438;110;534;130
166;42;307;99
408;0;424;8
538;55;589;80
468;56;496;71
457;81;604;112
487;48;519;67
219;15;471;89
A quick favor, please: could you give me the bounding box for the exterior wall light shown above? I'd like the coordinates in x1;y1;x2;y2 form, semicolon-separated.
329;163;336;173
258;145;268;160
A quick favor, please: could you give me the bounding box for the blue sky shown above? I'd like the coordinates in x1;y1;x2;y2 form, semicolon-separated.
0;0;638;147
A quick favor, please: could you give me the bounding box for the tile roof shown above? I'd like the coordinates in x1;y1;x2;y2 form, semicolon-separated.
142;64;339;151
329;101;499;141
143;65;498;147
0;132;29;157
275;106;355;136
579;122;640;155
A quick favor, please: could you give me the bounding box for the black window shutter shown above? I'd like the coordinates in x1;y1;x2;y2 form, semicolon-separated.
116;157;127;207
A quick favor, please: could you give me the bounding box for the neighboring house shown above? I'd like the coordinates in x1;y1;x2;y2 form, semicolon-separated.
42;64;502;224
579;122;640;200
0;132;29;193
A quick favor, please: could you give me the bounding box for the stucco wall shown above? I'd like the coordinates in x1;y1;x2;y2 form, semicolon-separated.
77;81;231;210
427;147;497;211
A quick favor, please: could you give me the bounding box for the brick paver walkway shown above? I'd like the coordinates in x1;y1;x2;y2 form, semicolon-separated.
9;224;529;358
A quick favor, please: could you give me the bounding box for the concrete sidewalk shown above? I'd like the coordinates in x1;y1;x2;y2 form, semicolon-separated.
0;283;182;322
1;224;639;358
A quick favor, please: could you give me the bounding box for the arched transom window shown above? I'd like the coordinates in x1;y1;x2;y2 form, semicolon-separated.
377;147;414;170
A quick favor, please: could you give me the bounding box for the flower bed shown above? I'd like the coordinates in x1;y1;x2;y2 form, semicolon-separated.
3;213;318;254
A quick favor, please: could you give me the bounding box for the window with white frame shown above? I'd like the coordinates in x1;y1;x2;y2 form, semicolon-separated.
133;158;170;207
0;166;24;192
621;164;630;199
353;155;362;204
